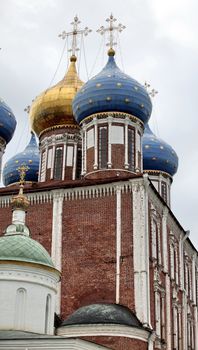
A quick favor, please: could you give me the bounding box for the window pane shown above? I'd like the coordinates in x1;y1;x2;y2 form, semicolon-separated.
66;146;73;166
54;147;63;180
99;126;108;169
128;128;135;171
47;148;52;169
110;125;124;144
87;128;94;149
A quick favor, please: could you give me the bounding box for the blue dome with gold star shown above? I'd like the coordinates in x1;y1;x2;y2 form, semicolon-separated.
143;123;178;177
3;132;39;186
73;51;152;124
0;98;17;144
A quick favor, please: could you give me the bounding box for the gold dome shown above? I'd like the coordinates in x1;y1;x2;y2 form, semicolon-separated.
29;55;84;136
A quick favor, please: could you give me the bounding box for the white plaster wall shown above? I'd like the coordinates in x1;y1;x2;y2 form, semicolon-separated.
0;264;59;335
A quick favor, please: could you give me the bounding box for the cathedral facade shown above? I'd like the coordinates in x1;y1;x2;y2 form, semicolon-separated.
0;15;197;350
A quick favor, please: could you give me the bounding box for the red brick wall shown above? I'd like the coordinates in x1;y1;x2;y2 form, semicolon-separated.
26;202;53;254
120;192;134;311
0;207;12;236
111;144;125;169
81;336;148;350
87;147;94;173
61;195;117;319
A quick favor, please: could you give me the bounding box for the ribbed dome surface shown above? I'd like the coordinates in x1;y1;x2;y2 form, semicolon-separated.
73;54;152;124
143;123;178;176
0;234;54;268
3;133;39;186
61;303;142;327
29;56;84;136
0;98;17;144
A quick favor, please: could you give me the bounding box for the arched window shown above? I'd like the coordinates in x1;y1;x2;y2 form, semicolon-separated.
45;294;51;334
14;288;27;330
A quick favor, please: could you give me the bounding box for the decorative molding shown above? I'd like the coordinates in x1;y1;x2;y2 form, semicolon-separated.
58;323;151;342
0;336;110;349
116;186;121;304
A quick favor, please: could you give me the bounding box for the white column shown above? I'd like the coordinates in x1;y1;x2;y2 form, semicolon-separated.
132;176;151;326
124;120;129;168
155;290;161;337
194;305;198;350
116;186;121;304
72;142;77;180
51;190;63;314
162;207;168;272
173;305;178;349
166;274;172;350
182;292;188;350
84;128;87;174
93;118;98;170
38;146;42;181
107;117;112;168
161;292;166;340
50;143;56;179
192;254;196;304
81;129;85;175
0;141;5;181
62;142;67;180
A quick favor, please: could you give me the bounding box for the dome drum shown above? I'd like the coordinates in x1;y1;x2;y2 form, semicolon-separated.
80;112;144;179
39;129;82;182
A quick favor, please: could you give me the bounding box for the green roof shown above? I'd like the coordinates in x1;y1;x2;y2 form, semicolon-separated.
0;234;54;268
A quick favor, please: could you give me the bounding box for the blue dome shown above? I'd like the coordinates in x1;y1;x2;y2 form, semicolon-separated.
73;53;152;124
3;133;39;186
143;123;178;177
0;98;17;144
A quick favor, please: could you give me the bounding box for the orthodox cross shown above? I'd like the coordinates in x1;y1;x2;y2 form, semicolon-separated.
97;14;125;50
24;105;30;114
144;82;158;98
58;15;92;57
17;164;30;186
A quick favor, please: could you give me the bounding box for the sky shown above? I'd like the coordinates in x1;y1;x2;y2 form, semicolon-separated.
0;0;197;248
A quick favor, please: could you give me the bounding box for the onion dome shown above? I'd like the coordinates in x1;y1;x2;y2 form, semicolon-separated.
0;234;54;268
143;123;178;177
29;55;84;136
0;98;17;144
3;132;39;186
72;50;152;124
61;303;142;327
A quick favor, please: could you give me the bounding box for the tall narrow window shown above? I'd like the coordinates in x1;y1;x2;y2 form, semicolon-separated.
54;147;63;180
76;148;82;179
47;148;53;169
128;128;135;171
99;126;108;169
45;294;51;334
15;288;26;330
40;150;47;182
161;182;167;203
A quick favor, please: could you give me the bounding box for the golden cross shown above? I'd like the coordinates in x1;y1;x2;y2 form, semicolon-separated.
58;16;92;57
17;164;30;185
144;82;158;98
97;14;125;50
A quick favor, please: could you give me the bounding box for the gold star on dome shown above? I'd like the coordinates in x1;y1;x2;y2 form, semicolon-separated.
58;15;92;58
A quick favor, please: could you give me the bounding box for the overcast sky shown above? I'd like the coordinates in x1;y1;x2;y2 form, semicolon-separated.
0;0;197;248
